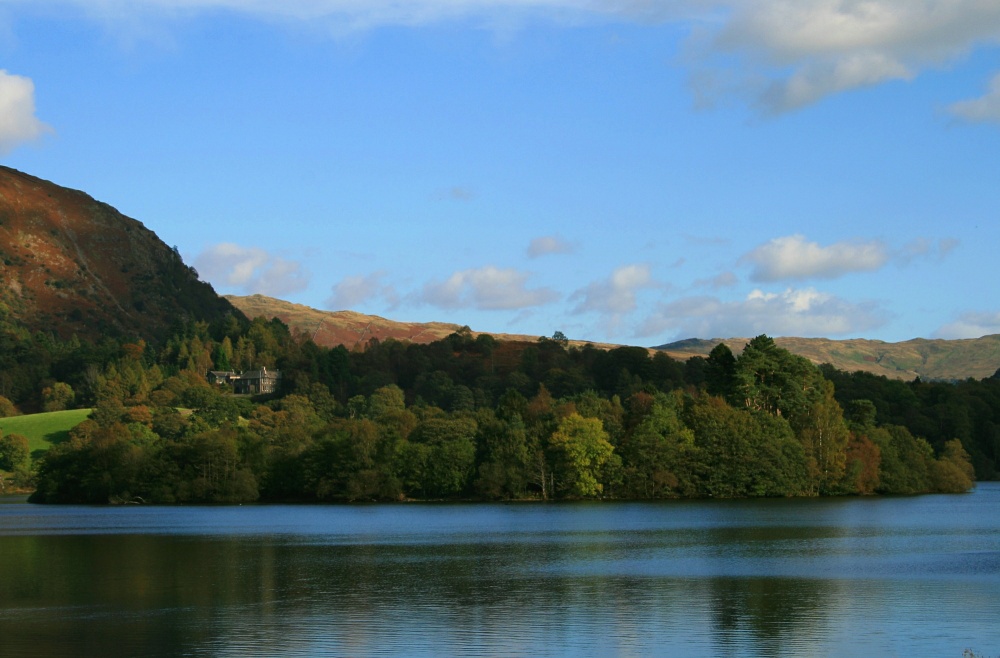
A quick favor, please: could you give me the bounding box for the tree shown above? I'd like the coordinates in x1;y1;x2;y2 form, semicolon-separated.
549;413;615;497
734;335;822;423
843;433;881;495
684;394;807;497
0;433;30;471
704;343;737;399
407;417;478;497
42;382;75;412
474;410;531;499
620;392;697;498
796;380;849;494
930;438;975;493
0;396;18;418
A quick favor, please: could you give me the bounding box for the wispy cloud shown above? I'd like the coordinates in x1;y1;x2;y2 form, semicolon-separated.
527;234;577;258
436;186;475;201
15;1;1000;114
418;265;558;310
194;243;309;297
0;70;51;155
896;237;959;264
934;311;1000;340
326;271;398;309
639;287;890;340
949;73;1000;123
742;234;888;282
694;271;738;289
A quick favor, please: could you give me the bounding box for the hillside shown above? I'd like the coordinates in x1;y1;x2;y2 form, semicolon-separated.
0;167;241;342
229;295;1000;381
656;335;1000;382
227;294;468;349
226;294;627;352
2;165;994;383
0;408;92;456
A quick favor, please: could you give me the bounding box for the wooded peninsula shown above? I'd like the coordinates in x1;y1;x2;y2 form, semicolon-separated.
1;313;994;504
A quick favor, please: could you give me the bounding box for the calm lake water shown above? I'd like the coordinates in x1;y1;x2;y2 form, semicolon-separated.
1;485;999;657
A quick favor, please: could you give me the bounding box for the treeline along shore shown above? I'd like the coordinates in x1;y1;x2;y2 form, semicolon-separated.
1;312;994;504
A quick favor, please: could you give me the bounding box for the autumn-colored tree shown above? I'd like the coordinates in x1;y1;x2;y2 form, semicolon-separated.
0;432;29;470
0;396;18;418
42;382;75;412
844;433;881;495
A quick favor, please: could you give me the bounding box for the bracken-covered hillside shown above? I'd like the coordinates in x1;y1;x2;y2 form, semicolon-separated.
0;167;241;342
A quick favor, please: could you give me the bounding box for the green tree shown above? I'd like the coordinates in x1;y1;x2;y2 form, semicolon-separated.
474;410;531;499
930;438;975;493
407;417;478;497
0;432;30;471
704;342;737;399
549;413;615;497
620;392;697;498
685;394;807;497
796;380;850;494
734;335;821;422
870;425;934;494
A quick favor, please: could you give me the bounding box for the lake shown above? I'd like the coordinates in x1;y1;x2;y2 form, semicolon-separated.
1;485;999;657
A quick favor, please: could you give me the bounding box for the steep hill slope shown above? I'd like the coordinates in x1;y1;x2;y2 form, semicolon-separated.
0;167;240;342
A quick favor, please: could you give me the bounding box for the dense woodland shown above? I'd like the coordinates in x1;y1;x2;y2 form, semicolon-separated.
0;312;994;504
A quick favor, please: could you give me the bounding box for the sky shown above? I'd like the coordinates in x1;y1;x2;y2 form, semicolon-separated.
1;0;999;346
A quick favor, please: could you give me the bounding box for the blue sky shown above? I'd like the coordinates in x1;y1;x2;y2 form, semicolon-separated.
2;1;999;345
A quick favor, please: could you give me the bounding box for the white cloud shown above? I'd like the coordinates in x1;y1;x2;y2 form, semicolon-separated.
949;73;1000;123
569;264;663;335
638;287;889;339
571;263;657;315
0;70;51;155
419;265;558;310
194;243;309;297
693;0;1000;112
742;234;888;282
527;235;577;258
934;311;1000;340
326;271;398;309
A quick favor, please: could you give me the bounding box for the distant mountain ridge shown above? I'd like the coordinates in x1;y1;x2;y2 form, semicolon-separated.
655;335;1000;382
225;294;626;351
0;167;240;341
229;295;1000;382
226;294;467;349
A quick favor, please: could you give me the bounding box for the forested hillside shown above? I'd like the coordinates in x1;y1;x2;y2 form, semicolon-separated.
1;314;990;503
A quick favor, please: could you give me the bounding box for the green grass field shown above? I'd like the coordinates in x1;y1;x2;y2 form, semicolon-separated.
0;409;93;456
